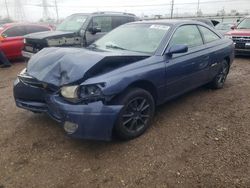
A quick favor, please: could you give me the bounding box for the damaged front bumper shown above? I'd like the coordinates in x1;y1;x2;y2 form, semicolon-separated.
14;78;123;141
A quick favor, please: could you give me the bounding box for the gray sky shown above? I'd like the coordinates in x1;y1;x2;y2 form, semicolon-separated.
1;0;250;21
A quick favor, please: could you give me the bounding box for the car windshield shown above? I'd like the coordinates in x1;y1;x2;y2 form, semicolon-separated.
237;18;250;29
56;15;88;32
93;24;170;54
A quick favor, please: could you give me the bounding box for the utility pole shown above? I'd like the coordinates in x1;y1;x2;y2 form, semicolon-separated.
197;0;200;17
4;0;10;18
170;0;174;19
55;0;59;23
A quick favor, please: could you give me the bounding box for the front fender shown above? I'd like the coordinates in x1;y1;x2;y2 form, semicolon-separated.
83;59;167;101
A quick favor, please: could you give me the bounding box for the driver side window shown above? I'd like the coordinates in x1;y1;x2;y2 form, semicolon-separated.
92;16;112;32
169;25;203;48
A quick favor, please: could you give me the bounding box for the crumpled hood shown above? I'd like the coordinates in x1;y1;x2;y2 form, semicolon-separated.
27;47;149;86
25;30;75;40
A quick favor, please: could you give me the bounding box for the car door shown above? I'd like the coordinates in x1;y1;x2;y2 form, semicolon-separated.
1;25;27;58
85;16;112;45
198;25;225;81
164;24;210;99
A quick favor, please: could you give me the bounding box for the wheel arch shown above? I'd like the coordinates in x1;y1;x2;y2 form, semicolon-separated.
126;80;158;103
110;80;158;104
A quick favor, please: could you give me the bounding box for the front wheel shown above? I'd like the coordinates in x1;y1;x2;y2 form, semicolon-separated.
113;88;155;140
209;60;230;89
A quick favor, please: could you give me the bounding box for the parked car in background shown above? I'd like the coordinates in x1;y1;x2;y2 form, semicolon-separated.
22;12;138;59
226;16;250;55
215;22;235;35
0;23;52;60
192;18;219;28
14;20;234;141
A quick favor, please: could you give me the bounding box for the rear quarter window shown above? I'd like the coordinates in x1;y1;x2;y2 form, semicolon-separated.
198;26;221;43
169;25;203;48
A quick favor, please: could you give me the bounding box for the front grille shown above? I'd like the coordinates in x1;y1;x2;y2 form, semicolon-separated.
232;36;250;43
18;74;45;88
232;36;250;49
18;73;59;92
25;38;47;52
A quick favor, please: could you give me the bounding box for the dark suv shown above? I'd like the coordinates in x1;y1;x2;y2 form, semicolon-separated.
22;12;138;59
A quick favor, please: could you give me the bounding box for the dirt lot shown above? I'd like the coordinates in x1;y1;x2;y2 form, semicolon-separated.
0;57;249;188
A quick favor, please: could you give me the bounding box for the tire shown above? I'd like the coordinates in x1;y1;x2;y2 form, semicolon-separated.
209;60;230;89
113;88;155;140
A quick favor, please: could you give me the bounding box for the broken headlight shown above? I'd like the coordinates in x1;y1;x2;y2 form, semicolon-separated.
60;84;103;103
61;85;78;99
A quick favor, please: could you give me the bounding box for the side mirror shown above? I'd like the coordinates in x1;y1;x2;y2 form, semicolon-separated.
88;27;101;34
167;44;188;56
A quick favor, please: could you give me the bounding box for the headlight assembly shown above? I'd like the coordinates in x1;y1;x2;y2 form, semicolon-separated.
60;84;104;103
78;85;102;99
61;85;78;99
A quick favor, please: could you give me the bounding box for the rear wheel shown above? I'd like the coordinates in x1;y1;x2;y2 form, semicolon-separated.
113;88;155;140
209;60;229;89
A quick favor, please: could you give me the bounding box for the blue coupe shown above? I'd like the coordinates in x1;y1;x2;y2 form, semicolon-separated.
14;20;234;141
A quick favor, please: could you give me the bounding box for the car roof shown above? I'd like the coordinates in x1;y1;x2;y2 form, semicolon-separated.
69;12;136;17
131;19;207;26
2;22;50;28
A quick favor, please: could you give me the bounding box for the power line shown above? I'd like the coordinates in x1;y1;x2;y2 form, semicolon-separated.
35;0;249;8
1;0;250;8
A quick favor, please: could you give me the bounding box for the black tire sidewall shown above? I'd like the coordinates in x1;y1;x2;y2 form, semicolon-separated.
212;60;229;89
114;88;155;140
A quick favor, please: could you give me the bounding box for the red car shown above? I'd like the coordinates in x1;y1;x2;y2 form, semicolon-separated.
226;16;250;55
0;23;52;60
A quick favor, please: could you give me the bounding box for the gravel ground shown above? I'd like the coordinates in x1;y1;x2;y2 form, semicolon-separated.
0;58;249;188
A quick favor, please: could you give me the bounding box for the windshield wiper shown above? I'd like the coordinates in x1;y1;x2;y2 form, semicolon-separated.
105;44;126;50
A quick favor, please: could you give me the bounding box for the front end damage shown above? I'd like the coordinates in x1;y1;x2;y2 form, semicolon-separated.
14;74;123;141
14;47;150;140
